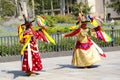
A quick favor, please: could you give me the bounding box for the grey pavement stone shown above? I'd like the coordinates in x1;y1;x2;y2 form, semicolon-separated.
0;51;120;80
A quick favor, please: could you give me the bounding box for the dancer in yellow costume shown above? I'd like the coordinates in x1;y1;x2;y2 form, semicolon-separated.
63;12;108;68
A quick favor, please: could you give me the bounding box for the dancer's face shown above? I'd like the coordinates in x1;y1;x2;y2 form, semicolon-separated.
81;22;87;29
78;12;86;21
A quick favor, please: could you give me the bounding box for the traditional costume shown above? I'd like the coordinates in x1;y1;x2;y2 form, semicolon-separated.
63;13;112;67
18;16;55;75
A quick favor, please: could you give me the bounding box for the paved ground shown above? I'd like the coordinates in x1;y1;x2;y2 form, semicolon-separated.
0;51;120;80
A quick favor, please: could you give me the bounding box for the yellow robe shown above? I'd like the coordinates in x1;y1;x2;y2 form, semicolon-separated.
64;28;101;67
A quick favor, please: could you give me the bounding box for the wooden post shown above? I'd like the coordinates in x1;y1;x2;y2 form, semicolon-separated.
57;30;61;52
111;26;114;47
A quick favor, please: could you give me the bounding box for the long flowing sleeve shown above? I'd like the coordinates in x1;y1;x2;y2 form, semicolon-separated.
18;25;25;44
34;30;48;42
90;26;112;42
64;28;80;37
34;29;56;45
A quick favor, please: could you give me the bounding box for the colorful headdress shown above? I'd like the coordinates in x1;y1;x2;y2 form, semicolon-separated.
88;15;103;27
35;16;46;27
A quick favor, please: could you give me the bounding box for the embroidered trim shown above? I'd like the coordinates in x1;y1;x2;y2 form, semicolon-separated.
75;40;93;50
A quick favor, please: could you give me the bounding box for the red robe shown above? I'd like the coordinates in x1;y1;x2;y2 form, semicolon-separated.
21;28;48;72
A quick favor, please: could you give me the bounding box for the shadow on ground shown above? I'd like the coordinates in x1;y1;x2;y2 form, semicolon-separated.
55;64;100;69
1;70;44;79
1;70;26;79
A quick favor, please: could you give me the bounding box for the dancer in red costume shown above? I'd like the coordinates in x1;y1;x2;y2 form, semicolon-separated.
18;2;55;76
18;20;49;76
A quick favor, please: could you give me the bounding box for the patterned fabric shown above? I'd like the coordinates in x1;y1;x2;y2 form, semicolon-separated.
22;51;42;72
21;28;47;72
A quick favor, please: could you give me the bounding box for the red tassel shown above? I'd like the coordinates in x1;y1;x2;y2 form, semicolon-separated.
100;53;106;58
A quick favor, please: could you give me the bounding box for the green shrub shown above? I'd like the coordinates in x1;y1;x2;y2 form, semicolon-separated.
114;20;120;25
44;14;75;26
54;14;75;23
0;28;120;57
0;42;22;56
60;37;75;51
0;17;4;22
45;15;55;27
46;26;69;34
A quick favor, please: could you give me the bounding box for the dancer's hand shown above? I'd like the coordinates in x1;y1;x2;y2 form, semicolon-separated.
62;34;65;38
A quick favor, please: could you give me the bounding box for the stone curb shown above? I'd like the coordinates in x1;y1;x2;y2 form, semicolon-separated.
0;46;120;62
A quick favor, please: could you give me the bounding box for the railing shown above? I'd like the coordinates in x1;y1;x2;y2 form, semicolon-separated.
0;28;120;57
0;36;21;56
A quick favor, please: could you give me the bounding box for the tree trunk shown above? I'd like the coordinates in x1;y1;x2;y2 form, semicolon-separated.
32;0;35;18
0;0;2;17
42;0;45;14
51;0;54;15
60;0;65;15
103;0;106;23
66;0;70;14
20;0;28;21
15;0;19;17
